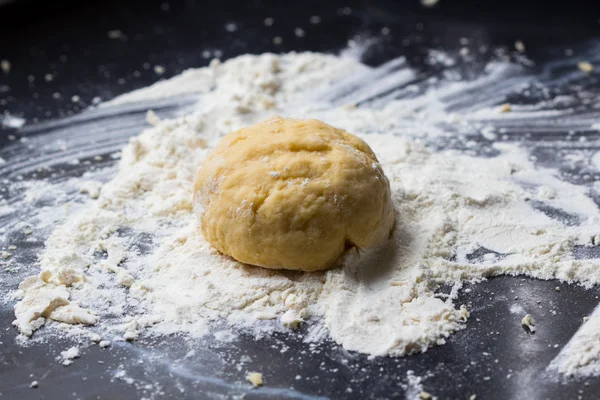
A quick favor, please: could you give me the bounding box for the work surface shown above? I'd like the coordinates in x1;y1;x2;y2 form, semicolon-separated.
1;0;600;399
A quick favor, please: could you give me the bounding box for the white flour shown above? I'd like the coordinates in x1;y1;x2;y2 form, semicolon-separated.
6;52;600;369
549;305;600;376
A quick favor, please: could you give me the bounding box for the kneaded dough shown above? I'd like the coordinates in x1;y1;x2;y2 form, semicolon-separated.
194;116;394;271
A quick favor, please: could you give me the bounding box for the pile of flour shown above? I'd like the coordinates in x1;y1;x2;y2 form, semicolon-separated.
9;52;600;361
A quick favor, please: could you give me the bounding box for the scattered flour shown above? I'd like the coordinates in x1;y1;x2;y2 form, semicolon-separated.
79;181;103;199
549;305;600;376
5;52;600;372
1;113;26;129
59;345;80;366
404;370;426;400
509;304;526;315
114;367;135;385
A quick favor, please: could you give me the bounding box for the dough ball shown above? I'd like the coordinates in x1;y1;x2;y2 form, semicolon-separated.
194;116;394;271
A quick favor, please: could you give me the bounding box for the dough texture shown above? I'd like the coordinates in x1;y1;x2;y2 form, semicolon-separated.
194;116;395;271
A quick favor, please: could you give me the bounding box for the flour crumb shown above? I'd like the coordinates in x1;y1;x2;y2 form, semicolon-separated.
1;114;25;129
79;181;103;199
420;391;434;399
421;0;439;7
578;61;594;73
107;30;124;39
114;367;135;385
480;126;497;141
99;340;111;348
521;314;536;333
91;334;102;343
246;372;264;387
459;305;470;321
124;331;139;341
281;309;304;329
537;185;555;200
30;380;39;389
146;110;162;126
0;59;10;74
59;346;80;366
499;103;512;113
515;41;525;53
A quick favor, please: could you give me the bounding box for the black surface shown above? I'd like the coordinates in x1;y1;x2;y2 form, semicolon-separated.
1;0;600;399
1;0;599;126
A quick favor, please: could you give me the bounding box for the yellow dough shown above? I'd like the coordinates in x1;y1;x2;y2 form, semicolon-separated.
194;117;394;271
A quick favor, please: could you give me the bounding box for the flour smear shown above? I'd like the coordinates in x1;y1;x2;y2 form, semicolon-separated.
2;50;600;376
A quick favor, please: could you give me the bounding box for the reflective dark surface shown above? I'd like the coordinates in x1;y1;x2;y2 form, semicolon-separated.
1;1;600;399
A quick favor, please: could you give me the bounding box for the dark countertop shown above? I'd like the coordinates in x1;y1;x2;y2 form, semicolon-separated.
1;1;600;399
